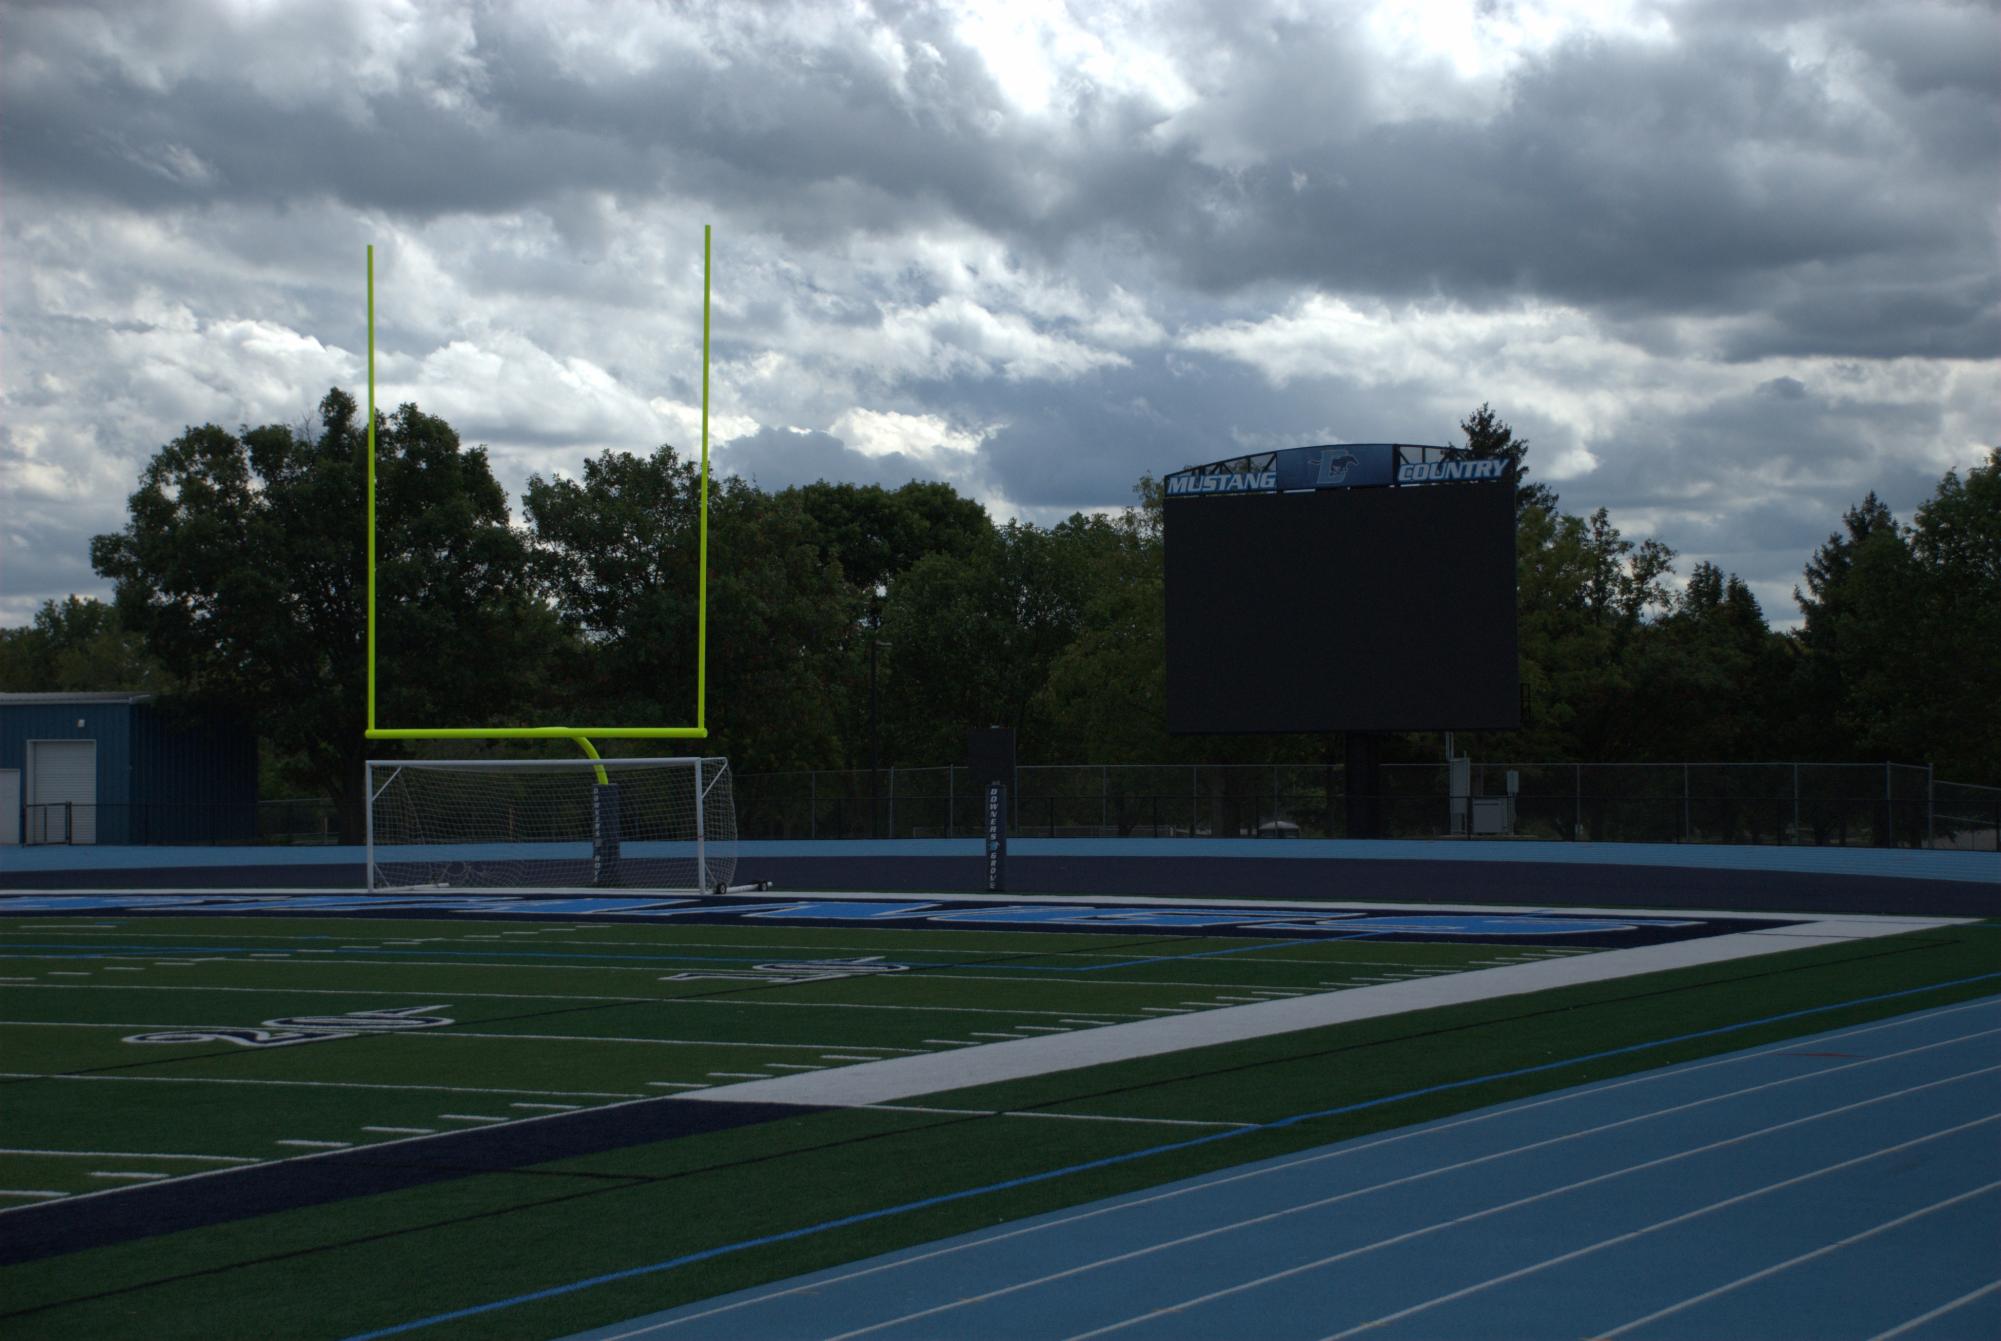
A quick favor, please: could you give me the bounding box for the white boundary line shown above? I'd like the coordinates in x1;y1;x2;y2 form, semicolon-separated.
1870;1279;2001;1341
678;915;1968;1108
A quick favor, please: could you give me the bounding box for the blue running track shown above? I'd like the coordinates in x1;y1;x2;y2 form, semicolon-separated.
565;997;2001;1341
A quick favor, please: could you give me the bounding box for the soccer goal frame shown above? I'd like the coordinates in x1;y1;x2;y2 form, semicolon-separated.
362;227;715;755
365;755;736;894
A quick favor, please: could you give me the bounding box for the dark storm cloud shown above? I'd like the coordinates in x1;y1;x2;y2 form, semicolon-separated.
8;0;1993;361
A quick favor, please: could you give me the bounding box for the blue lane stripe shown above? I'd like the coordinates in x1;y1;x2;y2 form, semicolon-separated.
343;970;2001;1340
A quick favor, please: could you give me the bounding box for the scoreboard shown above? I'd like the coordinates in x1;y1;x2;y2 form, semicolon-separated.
1164;444;1519;735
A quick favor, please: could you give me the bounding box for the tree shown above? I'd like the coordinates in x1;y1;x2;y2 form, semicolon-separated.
1792;459;2001;780
525;447;856;774
1461;403;1558;514
91;389;559;840
787;480;992;602
0;596;170;693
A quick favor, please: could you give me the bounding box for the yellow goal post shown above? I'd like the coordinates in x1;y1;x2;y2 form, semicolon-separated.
363;227;714;768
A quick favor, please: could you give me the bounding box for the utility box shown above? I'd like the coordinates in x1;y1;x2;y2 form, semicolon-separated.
0;693;257;845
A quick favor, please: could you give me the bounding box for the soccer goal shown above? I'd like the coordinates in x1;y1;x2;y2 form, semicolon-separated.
366;756;737;894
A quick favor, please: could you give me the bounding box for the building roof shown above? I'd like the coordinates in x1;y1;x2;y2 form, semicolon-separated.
0;691;156;705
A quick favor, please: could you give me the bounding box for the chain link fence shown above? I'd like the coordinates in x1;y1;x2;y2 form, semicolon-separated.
10;770;1991;851
736;761;1985;849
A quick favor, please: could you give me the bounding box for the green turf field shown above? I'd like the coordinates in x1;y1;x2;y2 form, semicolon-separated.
2;912;1995;1339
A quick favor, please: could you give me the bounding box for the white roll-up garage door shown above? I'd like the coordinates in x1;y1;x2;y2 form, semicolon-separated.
29;740;97;844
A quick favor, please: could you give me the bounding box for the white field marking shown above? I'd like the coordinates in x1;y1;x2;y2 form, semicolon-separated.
361;1126;435;1134
104;968;143;973
1064;1067;2001;1341
971;1032;1020;1039
437;1114;507;1123
819;1053;894;1061
706;1072;772;1080
1015;1025;1070;1032
681;921;1975;1110
509;1102;581;1111
0;1072;642;1099
1061;1019;1118;1026
1312;1109;2001;1341
0;1148;257;1163
645;1082;709;1089
89;1171;170;1181
46;972;90;977
0;1190;67;1200
685;1000;1148;1019
1140;1007;1191;1014
396;1030;927;1054
920;1040;980;1047
1869;1279;2001;1341
274;1140;352;1149
1009;1111;1251;1129
864;1104;996;1117
1215;996;1264;1002
768;1064;825;1071
1599;1180;2001;1339
634;1005;2001;1340
18;982;640;1003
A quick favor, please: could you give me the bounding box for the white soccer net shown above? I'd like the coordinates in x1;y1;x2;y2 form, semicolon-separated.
366;756;737;893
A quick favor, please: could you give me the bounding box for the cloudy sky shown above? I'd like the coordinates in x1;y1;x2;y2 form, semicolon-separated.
4;0;1995;628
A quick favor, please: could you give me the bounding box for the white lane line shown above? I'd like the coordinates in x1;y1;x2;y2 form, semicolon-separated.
0;1072;641;1099
1011;1112;1251;1130
587;1005;2001;1341
1015;1025;1070;1032
1869;1279;2001;1341
1313;1111;2001;1341
361;1126;435;1135
509;1102;581;1112
0;1147;256;1163
819;1053;892;1061
706;1072;772;1080
274;1139;352;1149
0;1190;67;1200
971;1032;1021;1039
919;1040;981;1048
46;972;90;977
1599;1180;2001;1338
437;1114;507;1124
645;1082;708;1089
88;1171;172;1181
829;1045;2001;1341
767;1064;825;1071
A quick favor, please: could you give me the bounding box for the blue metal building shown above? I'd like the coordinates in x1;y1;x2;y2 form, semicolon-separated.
0;693;258;846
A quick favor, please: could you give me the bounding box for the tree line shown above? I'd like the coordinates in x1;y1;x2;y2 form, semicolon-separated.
4;389;1994;838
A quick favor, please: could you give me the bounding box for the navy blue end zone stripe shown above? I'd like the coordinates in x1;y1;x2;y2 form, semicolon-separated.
0;893;1792;949
0;1098;828;1268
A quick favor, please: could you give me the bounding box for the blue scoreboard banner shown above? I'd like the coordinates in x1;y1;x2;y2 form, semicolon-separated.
1164;443;1507;497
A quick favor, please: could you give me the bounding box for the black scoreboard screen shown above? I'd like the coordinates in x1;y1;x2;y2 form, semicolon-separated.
1165;478;1519;733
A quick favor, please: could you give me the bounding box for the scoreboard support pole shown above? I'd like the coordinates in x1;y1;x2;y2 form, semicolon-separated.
1345;732;1386;839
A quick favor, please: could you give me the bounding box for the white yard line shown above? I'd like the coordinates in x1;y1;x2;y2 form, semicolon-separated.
0;1147;256;1163
0;1071;641;1099
679;915;1967;1110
